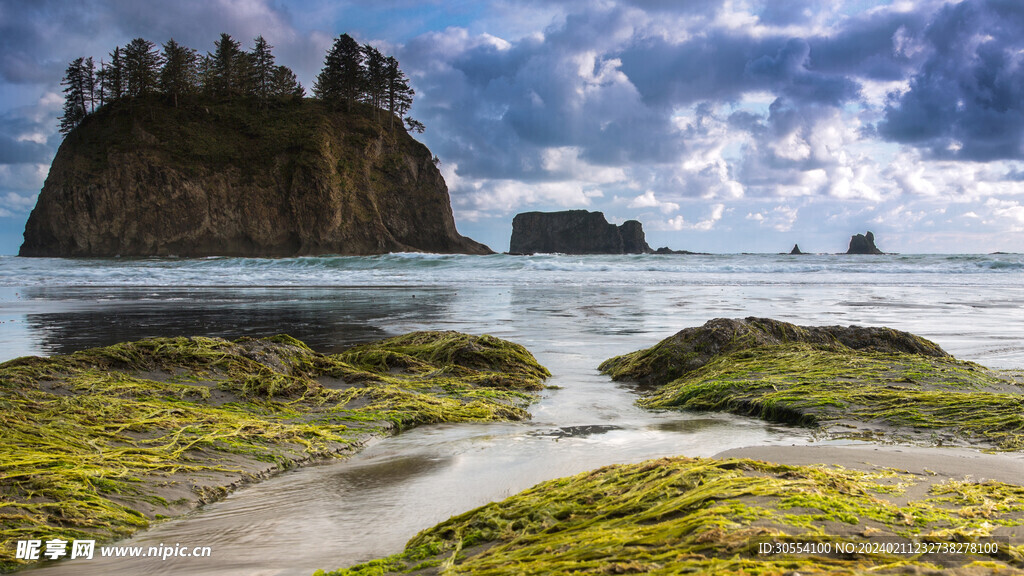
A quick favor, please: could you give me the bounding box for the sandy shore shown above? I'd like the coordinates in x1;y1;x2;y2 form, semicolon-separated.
715;443;1024;509
714;444;1024;483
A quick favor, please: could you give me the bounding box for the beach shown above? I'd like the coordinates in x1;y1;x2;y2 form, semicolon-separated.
2;252;1022;575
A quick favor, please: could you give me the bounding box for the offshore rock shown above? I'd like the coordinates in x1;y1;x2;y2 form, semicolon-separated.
790;244;803;255
19;98;491;257
846;231;883;255
509;210;652;255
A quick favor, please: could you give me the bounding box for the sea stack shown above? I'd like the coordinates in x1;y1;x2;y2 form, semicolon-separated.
509;210;653;255
790;244;803;255
19;98;491;257
846;231;883;255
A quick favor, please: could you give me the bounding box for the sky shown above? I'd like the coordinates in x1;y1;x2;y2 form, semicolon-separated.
1;0;1023;254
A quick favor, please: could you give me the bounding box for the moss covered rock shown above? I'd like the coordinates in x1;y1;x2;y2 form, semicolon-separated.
320;456;1024;575
601;318;1024;450
0;331;547;571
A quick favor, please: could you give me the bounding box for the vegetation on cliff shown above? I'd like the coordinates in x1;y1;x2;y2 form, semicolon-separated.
58;32;416;135
600;317;1024;450
319;456;1024;575
0;331;548;571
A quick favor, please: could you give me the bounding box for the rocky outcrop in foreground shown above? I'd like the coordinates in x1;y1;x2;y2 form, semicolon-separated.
0;331;548;571
509;210;652;255
846;231;883;254
20;98;490;257
601;317;1023;450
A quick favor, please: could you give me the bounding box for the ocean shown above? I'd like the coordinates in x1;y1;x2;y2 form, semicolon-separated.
2;252;1022;366
3;252;1023;575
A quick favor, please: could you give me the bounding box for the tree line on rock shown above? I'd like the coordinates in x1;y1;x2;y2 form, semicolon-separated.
59;33;419;135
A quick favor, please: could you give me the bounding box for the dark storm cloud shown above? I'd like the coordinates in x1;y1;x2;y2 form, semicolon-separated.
401;7;687;181
879;0;1024;160
616;5;927;112
400;1;944;190
0;0;318;87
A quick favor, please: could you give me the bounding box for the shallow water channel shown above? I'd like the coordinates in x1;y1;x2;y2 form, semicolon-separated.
14;276;1024;575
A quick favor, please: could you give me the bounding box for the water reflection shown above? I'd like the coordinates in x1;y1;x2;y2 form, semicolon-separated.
19;287;457;355
328;455;452;491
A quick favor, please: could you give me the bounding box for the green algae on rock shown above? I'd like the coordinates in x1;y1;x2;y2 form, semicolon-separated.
316;456;1024;575
600;317;1024;450
0;331;547;572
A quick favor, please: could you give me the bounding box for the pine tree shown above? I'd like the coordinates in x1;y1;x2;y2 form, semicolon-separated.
160;39;198;107
83;57;96;113
209;33;243;98
59;57;95;134
122;38;162;97
384;56;414;128
251;35;276;102
404;117;425;133
362;44;387;113
101;46;125;102
271;65;303;98
314;33;364;110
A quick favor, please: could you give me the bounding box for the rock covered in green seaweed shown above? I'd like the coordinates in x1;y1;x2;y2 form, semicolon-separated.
601;317;1024;449
0;330;548;572
317;456;1024;575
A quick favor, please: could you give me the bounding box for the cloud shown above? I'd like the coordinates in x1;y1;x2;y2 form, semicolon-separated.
0;164;48;195
659;203;724;231
628;190;678;213
0;0;323;89
0;96;63;165
879;0;1024;160
986;198;1024;224
746;205;799;231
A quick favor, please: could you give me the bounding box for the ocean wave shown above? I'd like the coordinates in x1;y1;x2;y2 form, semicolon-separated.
0;253;1020;288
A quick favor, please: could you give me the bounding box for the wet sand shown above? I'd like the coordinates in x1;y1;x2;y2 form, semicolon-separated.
715;444;1024;487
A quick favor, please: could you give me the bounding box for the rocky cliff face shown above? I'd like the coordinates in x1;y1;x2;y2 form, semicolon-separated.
509;210;652;255
846;231;883;255
20;98;490;257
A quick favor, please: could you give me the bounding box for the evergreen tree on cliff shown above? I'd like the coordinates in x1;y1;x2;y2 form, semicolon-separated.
313;33;364;110
362;44;387;115
271;65;304;98
206;33;245;98
122;38;162;97
58;57;95;134
250;35;276;103
159;39;198;107
99;47;125;104
384;56;414;128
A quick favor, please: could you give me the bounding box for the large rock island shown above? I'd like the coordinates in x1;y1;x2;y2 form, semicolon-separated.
509;210;652;255
20;98;490;257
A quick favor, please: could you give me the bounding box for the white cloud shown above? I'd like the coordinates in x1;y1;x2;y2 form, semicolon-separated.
0;164;47;193
628;190;679;213
657;203;726;231
746;205;799;231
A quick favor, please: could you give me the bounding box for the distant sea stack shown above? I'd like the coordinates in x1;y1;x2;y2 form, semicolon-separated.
790;244;803;255
19;98;491;257
509;210;652;255
846;231;883;255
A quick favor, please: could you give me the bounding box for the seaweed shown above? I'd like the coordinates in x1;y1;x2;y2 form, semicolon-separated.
601;319;1024;450
318;456;1024;575
0;331;547;571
